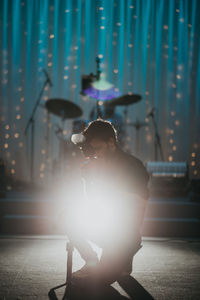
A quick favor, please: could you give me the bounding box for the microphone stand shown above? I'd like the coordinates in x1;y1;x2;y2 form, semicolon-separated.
148;109;164;161
95;56;103;119
48;241;74;300
24;77;52;182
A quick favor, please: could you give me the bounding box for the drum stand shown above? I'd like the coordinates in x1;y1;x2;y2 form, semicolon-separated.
48;241;74;300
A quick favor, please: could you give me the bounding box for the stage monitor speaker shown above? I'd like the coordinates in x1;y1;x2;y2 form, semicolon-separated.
146;161;189;197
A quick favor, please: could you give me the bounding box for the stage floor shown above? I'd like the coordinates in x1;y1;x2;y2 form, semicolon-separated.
0;236;199;300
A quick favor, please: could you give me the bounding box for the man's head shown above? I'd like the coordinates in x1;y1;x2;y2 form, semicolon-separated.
82;119;118;158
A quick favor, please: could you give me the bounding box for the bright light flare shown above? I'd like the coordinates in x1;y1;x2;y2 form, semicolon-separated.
71;191;119;239
40;162;145;250
61;179;143;249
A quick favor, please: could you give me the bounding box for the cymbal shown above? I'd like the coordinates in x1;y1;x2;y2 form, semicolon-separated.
105;94;142;106
45;98;82;119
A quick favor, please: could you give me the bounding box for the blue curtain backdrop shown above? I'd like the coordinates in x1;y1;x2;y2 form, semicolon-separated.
0;0;200;183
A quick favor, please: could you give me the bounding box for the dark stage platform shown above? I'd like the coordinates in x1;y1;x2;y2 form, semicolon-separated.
0;236;200;300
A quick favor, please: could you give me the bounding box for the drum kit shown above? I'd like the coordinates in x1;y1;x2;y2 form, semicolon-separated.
25;58;163;182
43;92;149;173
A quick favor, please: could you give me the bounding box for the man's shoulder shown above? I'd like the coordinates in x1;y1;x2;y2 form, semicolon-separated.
117;149;149;182
117;149;146;168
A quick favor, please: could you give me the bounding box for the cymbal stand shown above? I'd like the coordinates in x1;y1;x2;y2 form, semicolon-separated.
148;110;164;161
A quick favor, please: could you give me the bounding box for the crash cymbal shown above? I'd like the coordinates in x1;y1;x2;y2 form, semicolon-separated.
105;94;142;106
45;98;82;119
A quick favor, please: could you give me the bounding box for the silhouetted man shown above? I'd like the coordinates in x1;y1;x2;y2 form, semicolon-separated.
69;119;149;286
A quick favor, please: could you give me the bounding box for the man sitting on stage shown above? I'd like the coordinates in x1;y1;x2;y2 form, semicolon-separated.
69;119;149;286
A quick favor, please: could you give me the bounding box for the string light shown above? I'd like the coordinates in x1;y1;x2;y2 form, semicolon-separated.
0;2;199;181
175;120;180;126
11;169;15;175
176;93;182;99
41;149;46;155
171;111;175;117
14;133;20;139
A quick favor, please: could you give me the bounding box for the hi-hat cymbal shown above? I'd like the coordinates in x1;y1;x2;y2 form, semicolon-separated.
45;98;82;119
105;94;142;106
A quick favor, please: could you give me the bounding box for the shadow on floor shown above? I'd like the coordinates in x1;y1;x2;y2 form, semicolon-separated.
118;275;155;300
58;275;154;300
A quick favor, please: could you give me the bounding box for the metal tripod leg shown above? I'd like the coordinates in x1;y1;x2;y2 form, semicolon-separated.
48;241;74;300
62;241;74;300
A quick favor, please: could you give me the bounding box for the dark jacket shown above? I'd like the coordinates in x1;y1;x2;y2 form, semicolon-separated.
81;148;150;245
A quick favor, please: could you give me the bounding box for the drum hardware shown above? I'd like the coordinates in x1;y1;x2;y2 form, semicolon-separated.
104;94;142;106
45;98;83;176
45;98;82;119
24;69;53;182
80;57;102;97
127;119;149;157
81;57;120;118
104;94;142;150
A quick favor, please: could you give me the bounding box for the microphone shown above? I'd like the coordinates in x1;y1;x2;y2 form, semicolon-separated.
43;69;53;87
71;133;86;145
